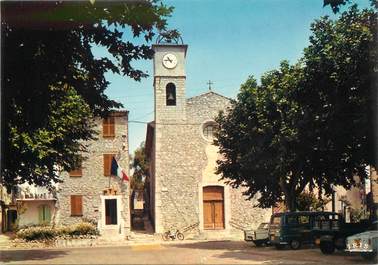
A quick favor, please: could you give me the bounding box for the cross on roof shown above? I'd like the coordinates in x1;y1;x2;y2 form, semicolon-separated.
207;80;213;91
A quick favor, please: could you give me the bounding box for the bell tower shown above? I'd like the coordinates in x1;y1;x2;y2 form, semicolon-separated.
152;36;188;123
151;35;188;233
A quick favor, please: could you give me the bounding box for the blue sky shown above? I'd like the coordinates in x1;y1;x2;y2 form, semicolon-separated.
100;0;371;154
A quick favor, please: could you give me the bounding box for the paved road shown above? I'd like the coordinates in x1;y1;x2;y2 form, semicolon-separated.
0;241;375;264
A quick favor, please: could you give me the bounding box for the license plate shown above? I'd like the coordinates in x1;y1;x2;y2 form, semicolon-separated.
354;239;361;248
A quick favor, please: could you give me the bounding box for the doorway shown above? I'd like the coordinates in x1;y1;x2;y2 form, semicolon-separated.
203;186;224;230
105;199;117;225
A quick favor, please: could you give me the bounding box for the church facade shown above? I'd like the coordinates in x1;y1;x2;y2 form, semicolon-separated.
145;43;271;239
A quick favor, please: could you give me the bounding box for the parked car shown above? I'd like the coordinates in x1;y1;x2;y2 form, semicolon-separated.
318;219;370;254
244;222;270;247
269;211;345;250
345;221;378;261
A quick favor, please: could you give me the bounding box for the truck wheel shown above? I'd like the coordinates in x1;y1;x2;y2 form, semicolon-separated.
275;244;284;250
334;237;345;250
361;252;377;261
290;240;301;250
320;241;335;254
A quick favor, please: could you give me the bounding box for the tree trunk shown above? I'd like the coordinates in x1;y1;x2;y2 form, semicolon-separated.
284;191;296;212
279;177;296;212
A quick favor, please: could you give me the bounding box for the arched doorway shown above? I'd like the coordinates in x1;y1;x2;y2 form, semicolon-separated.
203;186;224;229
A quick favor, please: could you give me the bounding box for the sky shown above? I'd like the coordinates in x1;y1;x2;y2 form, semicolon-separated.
99;0;371;154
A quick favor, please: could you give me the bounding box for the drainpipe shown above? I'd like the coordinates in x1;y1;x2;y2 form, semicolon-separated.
331;184;335;212
332;191;335;212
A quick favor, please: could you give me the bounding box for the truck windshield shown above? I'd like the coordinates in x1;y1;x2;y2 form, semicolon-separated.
272;216;281;225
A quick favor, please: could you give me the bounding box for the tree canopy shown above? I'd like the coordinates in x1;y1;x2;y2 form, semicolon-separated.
216;4;377;211
131;142;149;191
1;1;174;190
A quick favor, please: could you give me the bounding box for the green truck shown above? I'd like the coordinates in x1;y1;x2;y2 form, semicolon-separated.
268;211;369;251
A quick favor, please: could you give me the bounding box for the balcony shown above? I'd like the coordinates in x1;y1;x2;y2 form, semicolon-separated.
15;184;57;202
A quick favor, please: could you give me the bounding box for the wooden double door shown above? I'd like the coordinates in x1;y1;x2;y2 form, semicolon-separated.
203;186;224;230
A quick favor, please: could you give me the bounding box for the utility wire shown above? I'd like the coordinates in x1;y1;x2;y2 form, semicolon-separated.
129;120;208;126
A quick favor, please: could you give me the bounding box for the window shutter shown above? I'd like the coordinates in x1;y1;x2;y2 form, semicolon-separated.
71;196;76;215
38;206;43;224
69;168;82;177
109;117;115;136
104;155;109;176
69;157;82;177
103;119;109;136
103;117;115;138
71;195;83;216
45;206;51;222
103;154;115;176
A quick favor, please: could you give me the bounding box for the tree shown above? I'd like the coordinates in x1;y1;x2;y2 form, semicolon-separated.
296;192;331;211
1;1;174;190
216;62;308;211
298;5;377;196
131;142;149;191
323;0;378;13
216;4;377;211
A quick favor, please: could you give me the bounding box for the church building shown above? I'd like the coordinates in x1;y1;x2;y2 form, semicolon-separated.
145;40;271;239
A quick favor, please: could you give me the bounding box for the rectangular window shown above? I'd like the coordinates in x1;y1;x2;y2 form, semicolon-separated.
103;154;115;176
287;216;298;225
298;215;309;224
70;195;83;216
105;199;117;225
103;117;115;138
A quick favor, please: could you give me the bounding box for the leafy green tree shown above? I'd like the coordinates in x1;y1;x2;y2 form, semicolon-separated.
323;0;378;13
298;5;377;196
131;142;150;191
296;192;331;211
216;62;306;211
1;1;174;190
216;4;377;211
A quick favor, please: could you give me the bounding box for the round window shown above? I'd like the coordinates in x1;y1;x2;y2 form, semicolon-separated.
201;121;218;142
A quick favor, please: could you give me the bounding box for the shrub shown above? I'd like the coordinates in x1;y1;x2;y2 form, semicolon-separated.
16;222;98;241
69;222;99;236
16;226;56;241
56;225;72;236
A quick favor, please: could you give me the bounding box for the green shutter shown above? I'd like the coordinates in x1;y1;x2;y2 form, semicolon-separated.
38;206;43;224
45;206;51;223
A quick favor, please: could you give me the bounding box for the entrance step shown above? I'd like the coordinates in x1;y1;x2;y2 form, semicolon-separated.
99;228;124;242
128;231;158;241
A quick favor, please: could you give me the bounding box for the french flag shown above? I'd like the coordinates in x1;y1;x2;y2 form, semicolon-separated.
111;157;129;181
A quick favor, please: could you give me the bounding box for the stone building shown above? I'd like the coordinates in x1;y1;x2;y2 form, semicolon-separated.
56;111;130;238
145;42;271;239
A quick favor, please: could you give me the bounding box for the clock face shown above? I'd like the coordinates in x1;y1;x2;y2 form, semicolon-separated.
162;53;178;69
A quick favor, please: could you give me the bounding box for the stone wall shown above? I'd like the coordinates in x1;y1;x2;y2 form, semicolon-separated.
230;188;271;233
154;122;201;232
56;112;130;237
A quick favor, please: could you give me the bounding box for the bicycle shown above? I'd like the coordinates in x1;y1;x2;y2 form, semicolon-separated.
162;229;184;241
